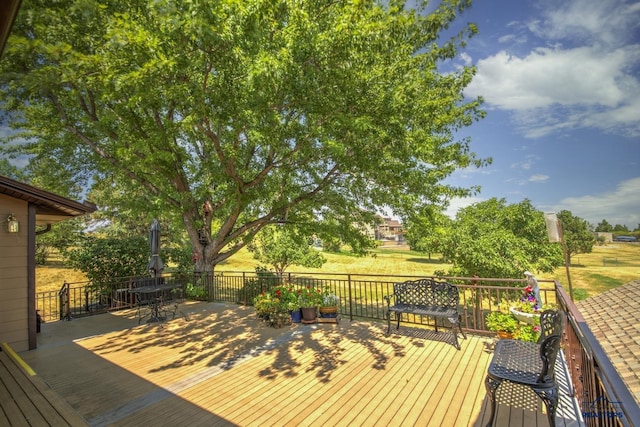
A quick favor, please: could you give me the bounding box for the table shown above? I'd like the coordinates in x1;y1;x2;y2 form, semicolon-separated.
133;283;183;325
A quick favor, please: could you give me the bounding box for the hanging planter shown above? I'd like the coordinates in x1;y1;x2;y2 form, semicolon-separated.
509;307;540;325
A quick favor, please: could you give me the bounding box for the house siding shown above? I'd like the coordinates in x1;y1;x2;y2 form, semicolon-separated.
0;195;29;352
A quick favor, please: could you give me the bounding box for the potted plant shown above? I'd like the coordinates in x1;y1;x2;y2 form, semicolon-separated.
485;311;519;339
319;286;339;318
509;279;554;325
253;286;294;328
296;286;323;323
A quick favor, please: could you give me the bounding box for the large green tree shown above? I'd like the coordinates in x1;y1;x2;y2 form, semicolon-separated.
442;199;563;279
557;210;595;264
1;0;487;272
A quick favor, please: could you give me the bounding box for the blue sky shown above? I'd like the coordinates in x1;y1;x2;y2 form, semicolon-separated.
440;0;640;229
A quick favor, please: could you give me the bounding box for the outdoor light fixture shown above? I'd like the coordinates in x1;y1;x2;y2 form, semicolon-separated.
6;213;19;233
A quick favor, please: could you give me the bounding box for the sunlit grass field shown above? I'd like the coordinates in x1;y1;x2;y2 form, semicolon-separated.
36;241;640;301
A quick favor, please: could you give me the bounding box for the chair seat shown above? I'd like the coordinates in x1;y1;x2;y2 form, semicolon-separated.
487;339;554;387
389;304;458;319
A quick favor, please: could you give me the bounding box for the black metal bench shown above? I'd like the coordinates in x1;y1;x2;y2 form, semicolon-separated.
383;279;466;350
484;309;565;427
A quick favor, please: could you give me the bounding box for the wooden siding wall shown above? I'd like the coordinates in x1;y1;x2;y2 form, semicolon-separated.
0;194;29;352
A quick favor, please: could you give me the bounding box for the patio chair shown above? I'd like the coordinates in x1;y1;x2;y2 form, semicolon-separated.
484;309;565;427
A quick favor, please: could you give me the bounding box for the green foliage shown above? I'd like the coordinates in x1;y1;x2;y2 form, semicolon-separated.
247;226;326;276
485;312;519;333
1;0;487;274
236;266;279;303
513;324;541;342
404;211;452;258
64;236;149;288
557;210;595;264
442;198;563;279
253;284;298;328
321;286;339;307
296;286;324;308
35;219;87;265
595;219;613;232
184;281;208;301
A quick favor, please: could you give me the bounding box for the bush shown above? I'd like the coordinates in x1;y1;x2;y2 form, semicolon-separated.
485;312;519;333
235;266;278;303
65;236;148;292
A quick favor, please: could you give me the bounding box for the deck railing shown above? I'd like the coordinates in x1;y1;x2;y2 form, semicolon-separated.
556;282;639;426
37;271;639;426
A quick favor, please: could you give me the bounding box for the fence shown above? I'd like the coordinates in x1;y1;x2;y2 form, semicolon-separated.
36;271;638;426
38;271;553;330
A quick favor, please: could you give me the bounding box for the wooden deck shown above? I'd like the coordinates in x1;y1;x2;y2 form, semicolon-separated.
16;302;582;426
0;342;87;426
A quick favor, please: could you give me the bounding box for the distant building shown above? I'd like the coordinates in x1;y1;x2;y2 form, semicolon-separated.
374;216;404;241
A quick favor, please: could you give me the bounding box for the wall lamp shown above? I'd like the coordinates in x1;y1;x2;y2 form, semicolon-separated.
7;213;19;233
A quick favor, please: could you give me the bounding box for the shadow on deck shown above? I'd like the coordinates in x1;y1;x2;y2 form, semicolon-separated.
18;302;582;426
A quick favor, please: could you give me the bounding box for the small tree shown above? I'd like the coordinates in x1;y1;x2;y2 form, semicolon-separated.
595;219;613;232
404;211;452;260
247;226;326;279
557;210;595;264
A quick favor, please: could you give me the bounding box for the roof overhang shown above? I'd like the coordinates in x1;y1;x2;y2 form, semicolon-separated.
0;175;96;225
0;0;21;57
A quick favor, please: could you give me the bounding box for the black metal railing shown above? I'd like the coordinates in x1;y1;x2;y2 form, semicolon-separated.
36;271;639;427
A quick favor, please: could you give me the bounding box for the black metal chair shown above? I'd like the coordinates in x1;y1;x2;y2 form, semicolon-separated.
484;309;565;427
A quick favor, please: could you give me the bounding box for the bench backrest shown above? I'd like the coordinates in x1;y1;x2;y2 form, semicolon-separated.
537;309;565;384
393;279;459;309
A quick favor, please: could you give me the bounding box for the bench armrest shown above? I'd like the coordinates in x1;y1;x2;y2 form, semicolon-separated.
383;294;395;306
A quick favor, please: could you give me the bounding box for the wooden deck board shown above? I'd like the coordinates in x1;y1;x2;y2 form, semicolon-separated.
1;345;87;427
16;302;581;427
347;335;442;426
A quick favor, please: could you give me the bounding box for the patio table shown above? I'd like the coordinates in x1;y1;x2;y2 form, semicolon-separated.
133;283;182;325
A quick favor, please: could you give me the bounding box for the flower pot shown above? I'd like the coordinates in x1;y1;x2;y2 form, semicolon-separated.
319;306;338;318
509;307;540;325
497;331;514;339
300;306;317;323
290;309;302;323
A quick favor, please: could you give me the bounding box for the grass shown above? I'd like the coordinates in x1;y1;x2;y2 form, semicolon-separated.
36;242;640;300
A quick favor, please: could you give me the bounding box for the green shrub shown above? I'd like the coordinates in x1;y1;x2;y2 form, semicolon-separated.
485;312;519;333
235;266;278;303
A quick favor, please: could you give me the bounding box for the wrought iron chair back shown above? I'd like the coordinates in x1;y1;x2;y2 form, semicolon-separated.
537;309;565;384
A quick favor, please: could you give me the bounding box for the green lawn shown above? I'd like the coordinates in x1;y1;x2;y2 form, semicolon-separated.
37;242;640;300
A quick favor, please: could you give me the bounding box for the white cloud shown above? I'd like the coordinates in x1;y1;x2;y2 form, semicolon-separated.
551;177;640;228
444;196;485;219
528;174;549;183
468;47;633;110
465;0;640;137
528;0;640;47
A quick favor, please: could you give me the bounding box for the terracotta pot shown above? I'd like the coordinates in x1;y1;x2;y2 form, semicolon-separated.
497;331;514;339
